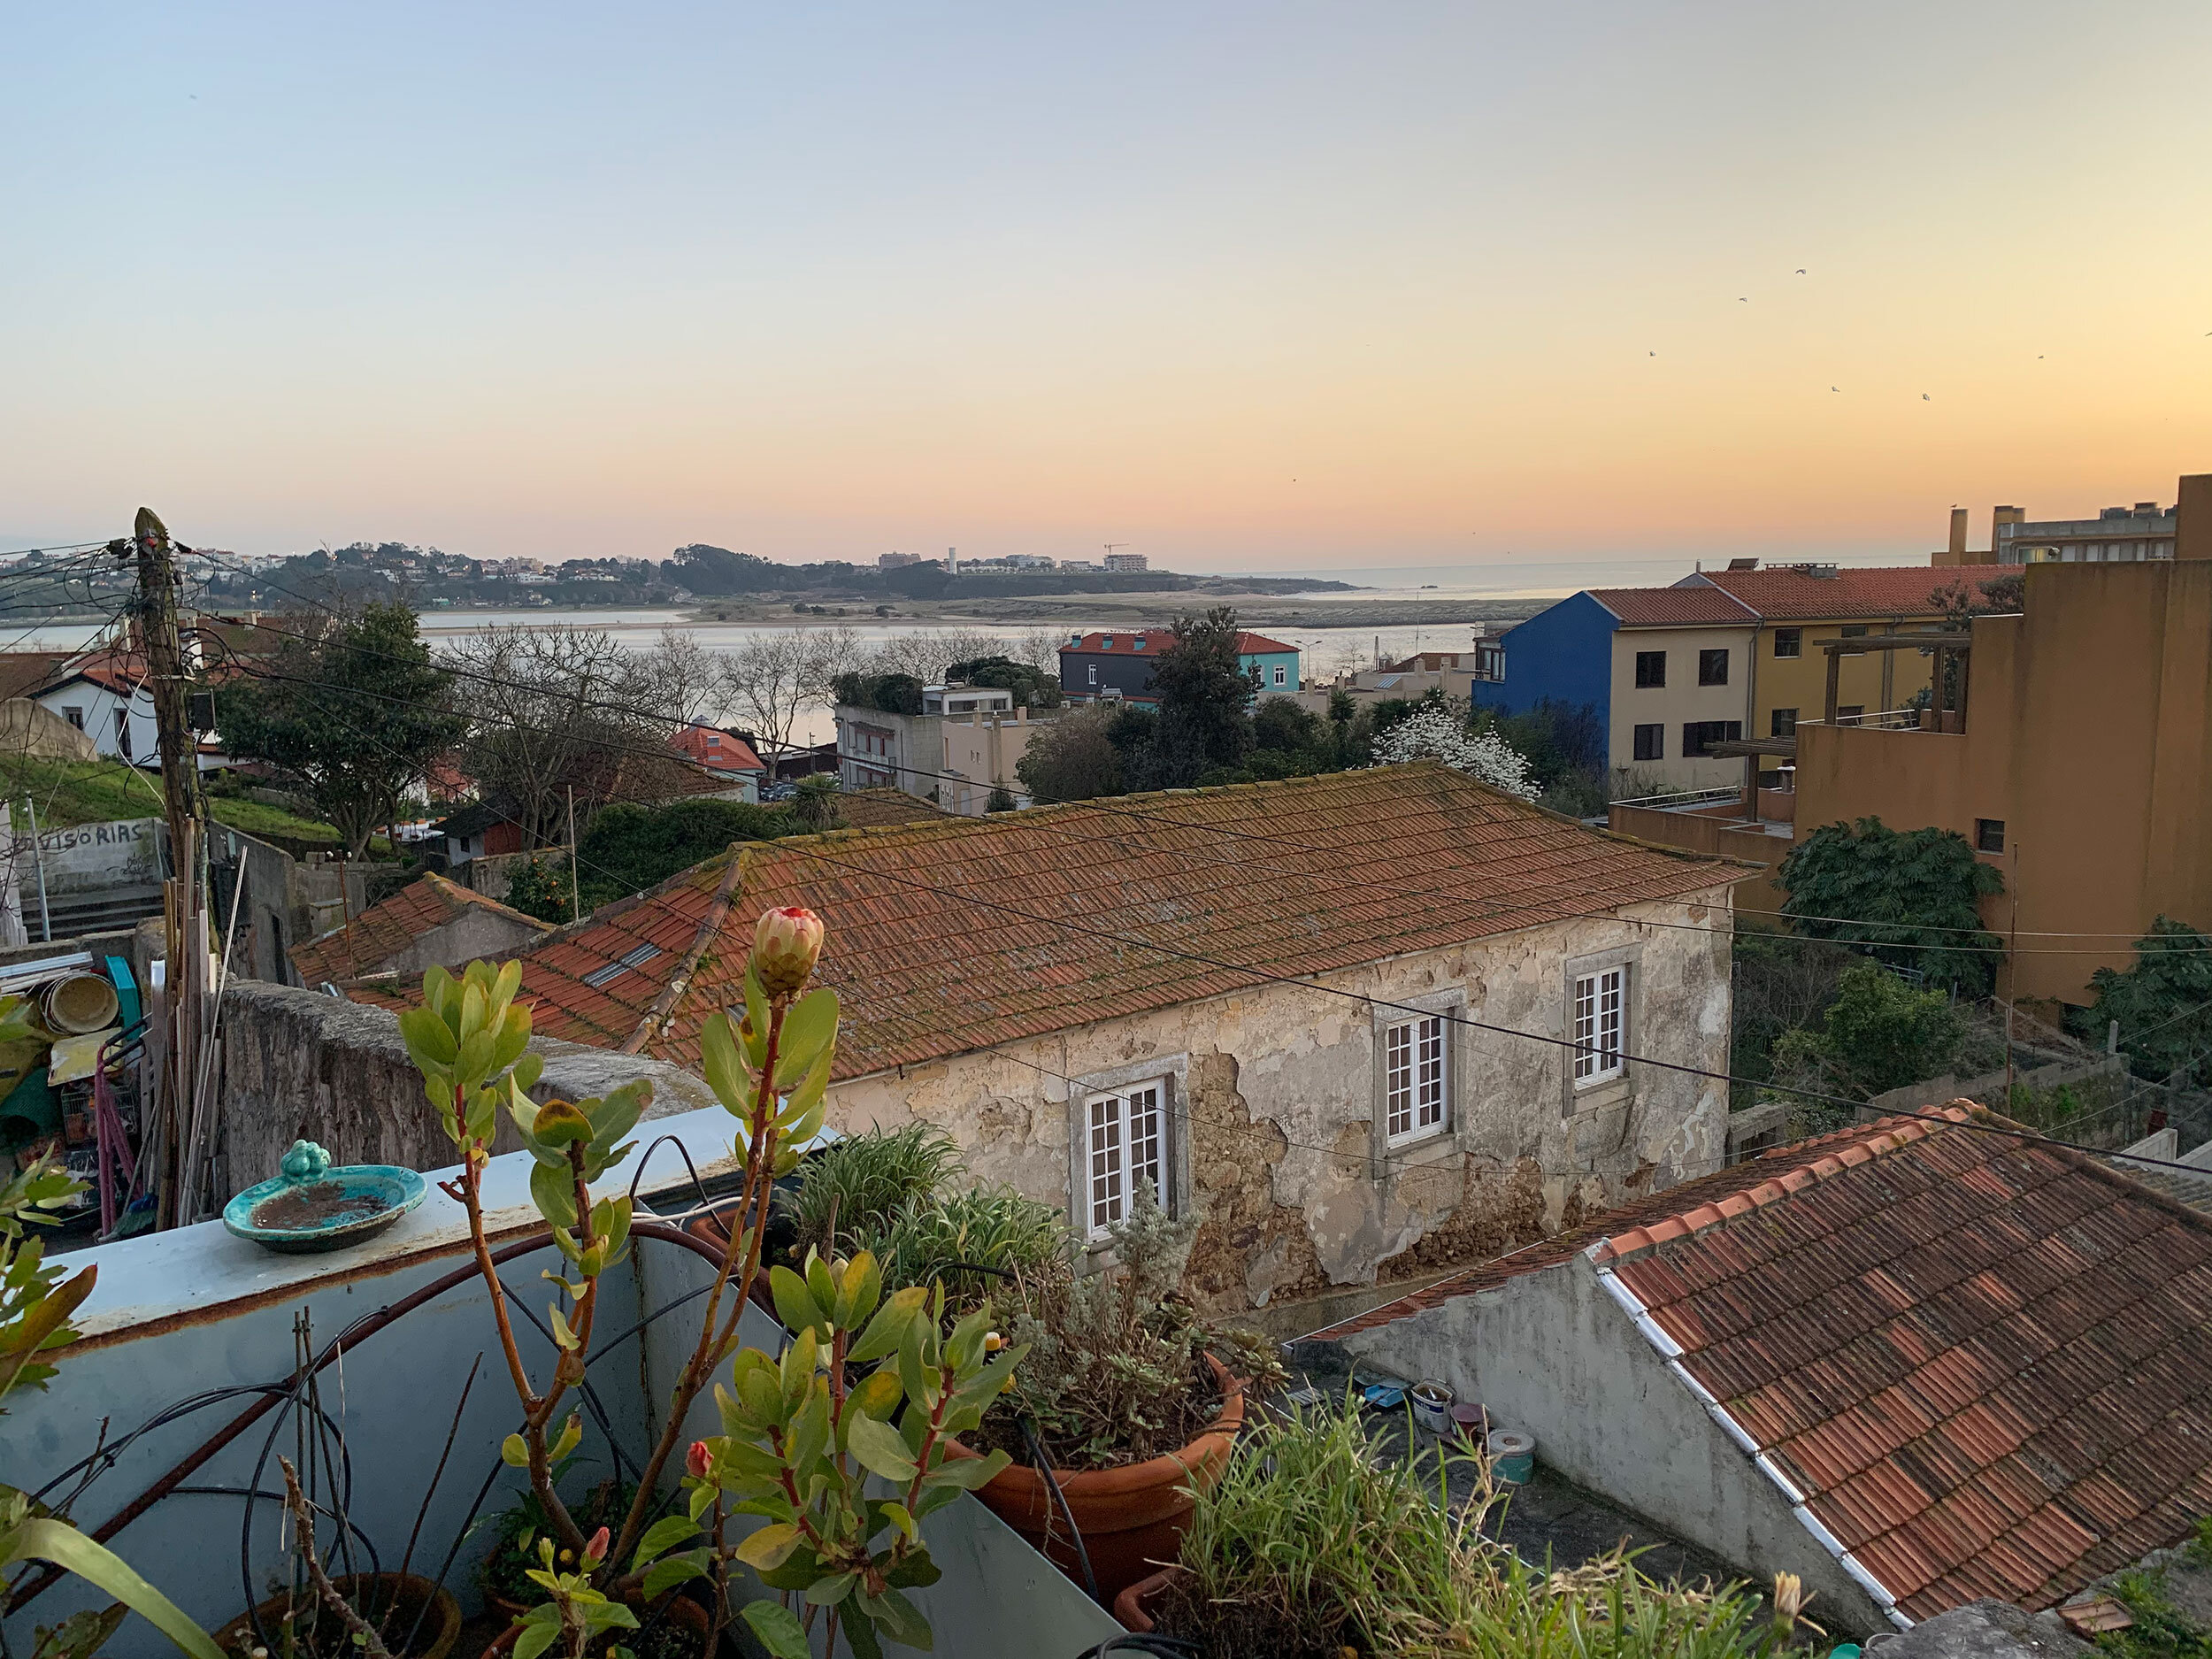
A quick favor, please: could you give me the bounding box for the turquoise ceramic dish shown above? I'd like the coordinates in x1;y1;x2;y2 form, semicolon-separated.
223;1140;427;1254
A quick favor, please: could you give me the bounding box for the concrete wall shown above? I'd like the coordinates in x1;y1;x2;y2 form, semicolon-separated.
3;1105;1121;1658
1794;562;2212;1005
824;891;1736;1315
1753;620;1942;736
0;696;96;761
1607;626;1756;794
1606;805;1787;918
212;979;718;1209
937;710;1056;815
1335;1254;1888;1635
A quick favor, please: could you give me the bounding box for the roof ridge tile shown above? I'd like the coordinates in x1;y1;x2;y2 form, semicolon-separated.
1592;1104;1980;1266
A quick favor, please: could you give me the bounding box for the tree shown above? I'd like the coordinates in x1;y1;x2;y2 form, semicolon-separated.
219;602;462;856
1253;695;1321;755
1771;961;1966;1100
831;672;925;715
2070;917;2212;1085
717;630;818;755
986;783;1017;812
669;543;781;595
1016;703;1125;803
946;654;1062;709
573;797;799;909
1135;606;1256;787
444;625;682;849
1778;816;2005;995
1371;702;1540;799
502;855;572;925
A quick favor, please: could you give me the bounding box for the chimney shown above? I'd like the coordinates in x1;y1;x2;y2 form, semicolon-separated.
1947;507;1969;564
2177;475;2212;561
1990;506;2026;565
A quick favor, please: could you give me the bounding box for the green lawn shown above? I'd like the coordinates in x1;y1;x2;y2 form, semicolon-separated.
0;757;340;844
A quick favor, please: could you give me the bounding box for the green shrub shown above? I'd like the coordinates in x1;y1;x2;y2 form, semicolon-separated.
870;1183;1069;1314
785;1123;963;1263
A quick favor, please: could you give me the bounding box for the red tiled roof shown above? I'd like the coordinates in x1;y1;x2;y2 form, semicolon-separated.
290;872;547;985
670;726;764;773
1587;588;1759;628
1594;1107;2212;1621
375;763;1730;1075
833;787;951;829
1685;566;2001;622
0;652;75;702
1236;632;1300;655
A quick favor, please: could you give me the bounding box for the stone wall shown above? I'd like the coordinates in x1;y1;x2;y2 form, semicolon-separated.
824;888;1736;1316
213;979;718;1201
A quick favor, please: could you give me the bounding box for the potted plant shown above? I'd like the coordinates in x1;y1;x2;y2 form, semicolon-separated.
397;910;1025;1659
476;1480;635;1622
1117;1396;1816;1659
943;1194;1279;1602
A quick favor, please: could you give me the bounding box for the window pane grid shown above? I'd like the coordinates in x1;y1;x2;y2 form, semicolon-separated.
1087;1084;1167;1239
1572;968;1624;1083
1386;1024;1413;1137
1127;1087;1162;1210
1088;1096;1122;1233
1386;1017;1446;1141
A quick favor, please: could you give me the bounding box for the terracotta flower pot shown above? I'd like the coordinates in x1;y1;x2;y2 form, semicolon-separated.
215;1572;461;1659
945;1353;1244;1604
1111;1564;1187;1634
480;1593;708;1659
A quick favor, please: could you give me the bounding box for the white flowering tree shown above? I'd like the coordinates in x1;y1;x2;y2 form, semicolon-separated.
1372;703;1540;799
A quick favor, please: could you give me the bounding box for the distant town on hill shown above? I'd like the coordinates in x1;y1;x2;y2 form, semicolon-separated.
178;540;1358;612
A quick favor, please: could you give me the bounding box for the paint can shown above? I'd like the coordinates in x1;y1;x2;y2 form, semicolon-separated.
1448;1402;1490;1446
1486;1428;1536;1485
1409;1380;1454;1435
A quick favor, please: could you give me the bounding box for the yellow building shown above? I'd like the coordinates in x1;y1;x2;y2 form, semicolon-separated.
1676;565;2001;756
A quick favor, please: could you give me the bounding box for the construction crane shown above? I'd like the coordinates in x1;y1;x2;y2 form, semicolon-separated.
1103;543;1128;557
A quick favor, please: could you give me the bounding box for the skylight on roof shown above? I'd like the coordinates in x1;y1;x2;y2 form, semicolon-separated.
581;942;663;988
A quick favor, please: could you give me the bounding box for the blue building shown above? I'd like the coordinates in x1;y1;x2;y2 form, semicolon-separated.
1058;629;1302;703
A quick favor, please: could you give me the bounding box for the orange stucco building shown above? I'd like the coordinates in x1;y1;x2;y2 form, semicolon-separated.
1793;558;2212;1007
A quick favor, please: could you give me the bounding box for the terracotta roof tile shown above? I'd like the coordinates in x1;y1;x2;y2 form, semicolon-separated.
1584;588;1759;628
392;763;1731;1075
1687;565;2006;621
1591;1106;2212;1618
290;873;547;985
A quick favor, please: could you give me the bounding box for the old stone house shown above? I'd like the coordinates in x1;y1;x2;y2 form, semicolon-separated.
347;763;1740;1317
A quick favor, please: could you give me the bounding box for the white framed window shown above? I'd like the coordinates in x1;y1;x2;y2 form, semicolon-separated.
1087;664;1098;686
1572;967;1624;1085
1384;1015;1447;1142
1271;665;1287;687
1085;1082;1164;1240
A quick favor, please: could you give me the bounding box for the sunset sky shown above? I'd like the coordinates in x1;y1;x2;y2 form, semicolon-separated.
4;3;2209;571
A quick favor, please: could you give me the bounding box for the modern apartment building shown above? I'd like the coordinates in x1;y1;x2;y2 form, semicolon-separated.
835;684;1060;815
1929;472;2210;567
1102;552;1148;572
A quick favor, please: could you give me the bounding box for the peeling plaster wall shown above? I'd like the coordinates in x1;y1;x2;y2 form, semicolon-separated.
825;887;1734;1314
1334;1256;1887;1635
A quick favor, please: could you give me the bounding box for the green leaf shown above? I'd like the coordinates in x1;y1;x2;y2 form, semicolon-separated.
845;1413;919;1484
848;1286;924;1365
490;1003;532;1078
549;1412;583;1463
530;1161;578;1229
700;1012;748;1114
788;1378;831;1476
775;989;840;1085
804;1571;856;1608
629;1514;701;1571
733;1521;803;1571
639;1554;707;1601
910;1484;964;1523
882;1547;942;1591
531;1099;593;1147
6;1519;227;1659
500;1434;530;1469
841;1609;887;1659
397;1006;458;1068
879;1501;917;1542
769;1265;826;1337
511;1621;559;1659
845;1369;903;1425
857;1585;931;1650
920;1448;1007;1491
738;1601;811;1659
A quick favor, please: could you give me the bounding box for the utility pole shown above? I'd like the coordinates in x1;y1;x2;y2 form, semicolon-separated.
566;786;581;921
134;508;206;1227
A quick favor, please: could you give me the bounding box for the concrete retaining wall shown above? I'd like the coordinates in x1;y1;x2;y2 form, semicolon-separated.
1334;1255;1888;1635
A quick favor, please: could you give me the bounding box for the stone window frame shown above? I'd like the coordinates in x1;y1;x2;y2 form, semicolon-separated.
1561;942;1642;1118
1369;987;1466;1179
1065;1051;1191;1248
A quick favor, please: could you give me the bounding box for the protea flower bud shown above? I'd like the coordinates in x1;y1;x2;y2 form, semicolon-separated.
1771;1571;1803;1628
583;1526;610;1568
687;1440;712;1479
753;906;825;999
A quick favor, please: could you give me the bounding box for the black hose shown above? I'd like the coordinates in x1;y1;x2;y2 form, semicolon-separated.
1018;1415;1101;1609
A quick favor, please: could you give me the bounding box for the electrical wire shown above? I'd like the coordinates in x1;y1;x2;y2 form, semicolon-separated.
188;560;2195;950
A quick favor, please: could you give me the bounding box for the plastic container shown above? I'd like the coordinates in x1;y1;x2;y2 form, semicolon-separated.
1486;1427;1536;1484
1409;1379;1455;1435
1449;1402;1490;1444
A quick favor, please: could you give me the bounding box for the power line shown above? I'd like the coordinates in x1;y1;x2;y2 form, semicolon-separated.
188;575;2193;957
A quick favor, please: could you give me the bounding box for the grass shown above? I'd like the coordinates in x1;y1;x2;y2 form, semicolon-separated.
1162;1397;1809;1659
871;1181;1070;1314
785;1123;964;1263
0;756;340;843
2099;1568;2212;1659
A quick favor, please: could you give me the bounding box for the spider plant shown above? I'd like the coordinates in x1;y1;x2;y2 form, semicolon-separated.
783;1123;962;1263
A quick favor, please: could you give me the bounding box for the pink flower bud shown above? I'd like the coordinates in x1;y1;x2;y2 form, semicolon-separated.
687;1440;712;1479
583;1526;610;1566
752;906;825;999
